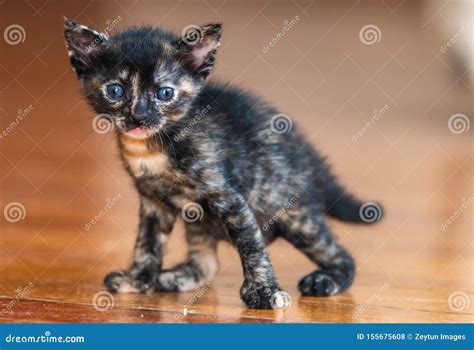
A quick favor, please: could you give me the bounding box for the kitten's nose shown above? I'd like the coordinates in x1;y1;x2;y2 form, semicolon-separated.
132;97;150;121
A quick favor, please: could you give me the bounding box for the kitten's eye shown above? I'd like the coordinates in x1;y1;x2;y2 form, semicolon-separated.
155;87;174;101
106;83;125;99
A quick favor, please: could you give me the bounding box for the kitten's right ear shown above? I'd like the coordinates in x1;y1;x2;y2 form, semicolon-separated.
64;18;108;76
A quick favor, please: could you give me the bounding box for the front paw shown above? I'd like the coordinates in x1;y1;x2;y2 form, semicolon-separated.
104;265;159;294
104;270;139;293
240;280;291;309
156;264;205;292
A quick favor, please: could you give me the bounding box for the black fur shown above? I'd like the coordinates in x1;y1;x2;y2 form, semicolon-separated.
64;19;382;309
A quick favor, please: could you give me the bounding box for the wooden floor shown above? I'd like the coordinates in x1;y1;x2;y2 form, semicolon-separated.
0;0;472;323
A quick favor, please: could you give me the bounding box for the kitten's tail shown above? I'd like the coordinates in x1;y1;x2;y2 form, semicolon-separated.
321;174;383;224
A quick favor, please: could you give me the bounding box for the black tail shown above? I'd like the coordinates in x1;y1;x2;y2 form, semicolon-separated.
321;173;383;224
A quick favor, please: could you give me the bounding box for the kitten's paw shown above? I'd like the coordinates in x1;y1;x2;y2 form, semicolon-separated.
156;266;203;292
240;281;291;309
104;267;156;294
104;270;140;293
298;270;340;296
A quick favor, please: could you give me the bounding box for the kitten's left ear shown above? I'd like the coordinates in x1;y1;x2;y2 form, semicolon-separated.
179;24;222;78
64;18;108;76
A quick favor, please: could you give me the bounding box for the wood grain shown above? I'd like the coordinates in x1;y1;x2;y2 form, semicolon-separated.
0;0;472;323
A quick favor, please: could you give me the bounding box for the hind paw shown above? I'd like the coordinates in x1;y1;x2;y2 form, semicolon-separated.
298;270;341;296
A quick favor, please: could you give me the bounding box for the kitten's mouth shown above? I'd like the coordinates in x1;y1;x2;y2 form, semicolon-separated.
119;119;165;139
129;127;147;135
122;125;157;139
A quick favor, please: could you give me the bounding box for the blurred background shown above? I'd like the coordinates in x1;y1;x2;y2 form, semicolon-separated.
0;0;472;323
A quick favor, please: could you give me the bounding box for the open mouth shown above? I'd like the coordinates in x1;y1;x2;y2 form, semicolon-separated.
128;127;148;135
123;125;157;138
120;118;165;138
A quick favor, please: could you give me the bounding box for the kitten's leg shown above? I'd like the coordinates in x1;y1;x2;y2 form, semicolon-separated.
157;222;218;292
104;196;175;293
281;207;355;296
211;193;291;309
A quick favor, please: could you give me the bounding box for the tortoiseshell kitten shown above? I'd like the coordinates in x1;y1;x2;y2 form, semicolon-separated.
64;19;382;309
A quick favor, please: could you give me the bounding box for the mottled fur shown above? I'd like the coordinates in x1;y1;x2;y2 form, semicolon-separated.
64;19;382;309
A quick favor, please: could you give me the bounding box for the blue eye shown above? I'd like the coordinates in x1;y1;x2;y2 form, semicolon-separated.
106;83;125;99
155;87;174;101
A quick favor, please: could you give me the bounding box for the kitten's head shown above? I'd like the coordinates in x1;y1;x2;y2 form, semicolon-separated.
64;19;221;138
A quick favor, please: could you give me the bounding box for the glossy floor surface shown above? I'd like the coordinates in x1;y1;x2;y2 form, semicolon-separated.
0;0;472;323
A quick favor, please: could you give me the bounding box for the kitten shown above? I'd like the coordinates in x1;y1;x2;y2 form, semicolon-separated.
64;19;382;309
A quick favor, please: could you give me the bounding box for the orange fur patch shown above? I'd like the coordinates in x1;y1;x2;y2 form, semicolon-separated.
121;147;163;158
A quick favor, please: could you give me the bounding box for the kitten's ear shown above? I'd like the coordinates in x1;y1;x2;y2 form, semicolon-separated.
64;18;108;76
178;24;222;78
